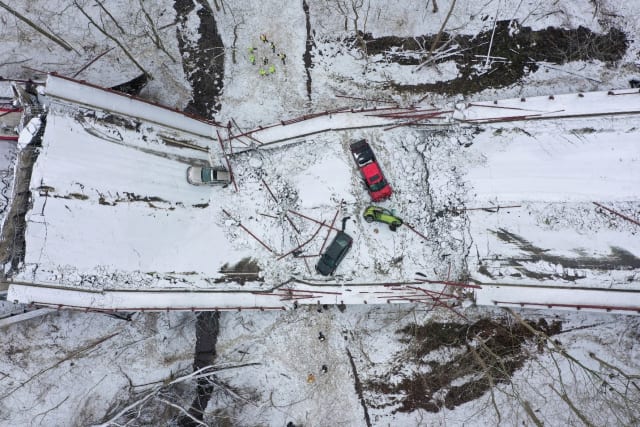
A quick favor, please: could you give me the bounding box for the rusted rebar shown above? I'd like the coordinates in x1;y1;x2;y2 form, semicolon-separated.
466;102;539;112
217;130;238;192
458;204;521;212
414;278;482;289
383;110;452;131
288;210;342;232
277;221;324;260
593;202;640;227
406;285;461;300
318;209;340;255
261;178;278;202
293;235;312;274
403;222;428;241
222;208;277;254
370;108;438;118
226;125;234;156
231;118;264;146
261;178;300;234
335;94;398;104
258;212;279;219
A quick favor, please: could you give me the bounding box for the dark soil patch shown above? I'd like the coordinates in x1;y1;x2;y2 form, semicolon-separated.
98;113;142;131
58;193;89;200
121;192;166;203
174;0;224;117
366;317;561;413
216;257;262;285
97;192;169;207
491;228;640;272
111;73;149;96
302;0;314;100
347;348;372;427
355;21;627;95
178;311;220;427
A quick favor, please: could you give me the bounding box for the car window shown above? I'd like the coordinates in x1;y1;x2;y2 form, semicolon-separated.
201;167;213;182
357;150;373;164
321;254;336;267
370;179;387;192
335;238;349;248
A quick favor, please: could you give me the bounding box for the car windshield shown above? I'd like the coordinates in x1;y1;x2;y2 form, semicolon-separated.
200;167;213;182
320;254;336;267
335;237;349;248
367;174;381;184
369;179;387;192
357;150;374;165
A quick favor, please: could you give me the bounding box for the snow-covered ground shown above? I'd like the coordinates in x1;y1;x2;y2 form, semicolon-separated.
0;310;195;426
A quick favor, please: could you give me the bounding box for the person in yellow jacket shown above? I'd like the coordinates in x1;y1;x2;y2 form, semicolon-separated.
268;64;276;74
259;68;267;76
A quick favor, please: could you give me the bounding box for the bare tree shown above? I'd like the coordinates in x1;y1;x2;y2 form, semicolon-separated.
0;1;73;51
73;0;152;79
137;0;176;63
415;0;457;72
92;363;259;426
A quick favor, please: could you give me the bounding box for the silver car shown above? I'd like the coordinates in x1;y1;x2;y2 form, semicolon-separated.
186;166;231;186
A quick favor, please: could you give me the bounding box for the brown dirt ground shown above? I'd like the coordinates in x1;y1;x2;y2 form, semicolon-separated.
366;317;562;413
356;21;627;95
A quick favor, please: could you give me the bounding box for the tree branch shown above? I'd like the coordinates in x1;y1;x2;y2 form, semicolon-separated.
0;1;73;51
74;0;152;79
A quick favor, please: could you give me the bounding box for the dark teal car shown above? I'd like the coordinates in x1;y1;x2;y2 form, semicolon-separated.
315;231;353;276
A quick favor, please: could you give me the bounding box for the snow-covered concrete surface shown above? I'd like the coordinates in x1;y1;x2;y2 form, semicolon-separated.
476;283;640;315
229;107;450;147
7;280;446;310
464;118;640;202
46;74;217;138
9;279;640;317
455;89;640;122
14;100;248;290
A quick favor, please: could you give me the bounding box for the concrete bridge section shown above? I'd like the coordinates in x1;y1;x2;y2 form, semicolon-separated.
6;281;640;316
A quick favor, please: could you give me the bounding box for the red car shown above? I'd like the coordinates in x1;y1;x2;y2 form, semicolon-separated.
350;140;392;201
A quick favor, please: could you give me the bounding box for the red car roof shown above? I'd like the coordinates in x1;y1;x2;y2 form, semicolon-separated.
361;162;392;201
361;162;382;182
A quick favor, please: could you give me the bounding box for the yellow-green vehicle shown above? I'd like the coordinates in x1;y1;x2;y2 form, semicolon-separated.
363;206;403;231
